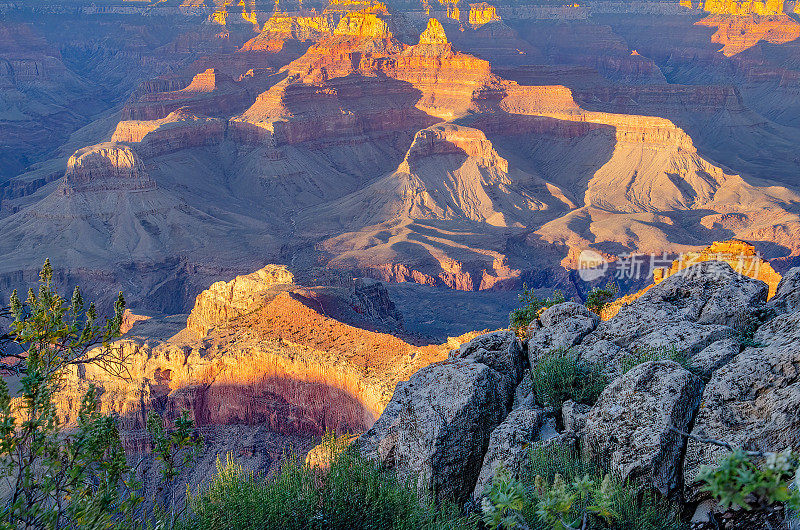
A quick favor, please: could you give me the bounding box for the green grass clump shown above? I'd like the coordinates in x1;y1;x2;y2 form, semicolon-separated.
178;433;471;530
531;349;608;410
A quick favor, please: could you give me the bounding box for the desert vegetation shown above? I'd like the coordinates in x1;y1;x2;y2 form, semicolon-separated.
482;443;683;530
529;349;608;410
509;286;566;334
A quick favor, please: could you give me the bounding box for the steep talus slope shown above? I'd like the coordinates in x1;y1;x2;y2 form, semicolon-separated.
0;140;279;312
304;122;573;230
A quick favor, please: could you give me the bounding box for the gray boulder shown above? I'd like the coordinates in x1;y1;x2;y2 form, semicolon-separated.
473;407;546;499
357;381;407;465
767;267;800;315
577;262;765;374
583;361;704;497
691;338;741;377
450;330;526;391
512;369;535;410
527;302;599;366
637;261;767;329
562;399;591;434
685;311;800;489
356;357;512;503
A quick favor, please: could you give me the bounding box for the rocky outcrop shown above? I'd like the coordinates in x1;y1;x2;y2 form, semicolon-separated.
583;361;704;497
239;12;331;53
701;0;797;16
468;2;500;27
696;14;800;56
691;338;741;377
111;110;227;157
57;265;473;437
655;240;782;298
526;302;599;364
472;407;545;498
767;267;800;315
358;357;510;503
186;264;294;337
357;331;523;502
449;329;525;395
604;241;782;320
684;310;800;489
332;8;392;39
62;143;156;194
578;261;767;374
353;256;800;516
121;69;252;121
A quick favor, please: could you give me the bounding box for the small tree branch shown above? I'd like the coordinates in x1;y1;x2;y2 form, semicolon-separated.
668;426;766;457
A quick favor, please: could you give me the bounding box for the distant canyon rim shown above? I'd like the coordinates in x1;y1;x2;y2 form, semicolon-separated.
2;0;800;322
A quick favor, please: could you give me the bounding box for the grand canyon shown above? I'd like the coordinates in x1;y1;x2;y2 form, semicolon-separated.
3;0;800;528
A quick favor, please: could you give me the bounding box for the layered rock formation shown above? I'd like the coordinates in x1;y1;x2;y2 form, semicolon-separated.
111;110;227;156
56;264;465;434
186;264;295;336
53;264;477;505
4;0;800;316
62;143;156;194
121;68;252;121
696;14;800;56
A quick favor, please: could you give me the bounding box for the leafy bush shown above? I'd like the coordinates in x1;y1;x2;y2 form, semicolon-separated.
531;349;608;410
509;285;565;334
481;468;527;530
181;432;472;530
0;260;200;529
697;448;800;512
585;282;619;316
482;443;684;530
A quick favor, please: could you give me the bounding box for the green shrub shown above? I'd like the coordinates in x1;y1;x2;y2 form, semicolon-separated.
181;433;472;530
531;349;608;410
183;453;316;530
697;448;800;512
509;285;565;334
585;282;619;316
482;443;684;530
0;260;200;529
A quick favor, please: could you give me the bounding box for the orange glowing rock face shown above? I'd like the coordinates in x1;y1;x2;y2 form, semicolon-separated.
702;0;789;16
696;13;800;56
53;266;483;440
468;2;500;26
186;264;295;336
602;240;782;320
240;11;333;52
418;17;448;45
